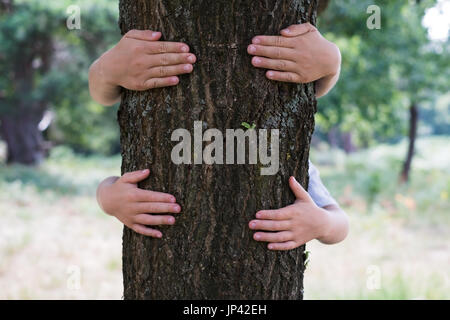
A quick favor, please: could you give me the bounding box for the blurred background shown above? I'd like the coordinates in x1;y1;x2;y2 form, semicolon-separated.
0;0;449;299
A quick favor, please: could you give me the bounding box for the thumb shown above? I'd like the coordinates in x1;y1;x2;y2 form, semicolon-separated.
289;176;312;202
280;23;317;37
121;169;150;184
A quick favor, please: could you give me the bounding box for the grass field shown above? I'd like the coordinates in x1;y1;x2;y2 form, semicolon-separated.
0;136;449;299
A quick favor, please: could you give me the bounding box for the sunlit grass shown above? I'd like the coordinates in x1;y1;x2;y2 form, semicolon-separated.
306;135;450;299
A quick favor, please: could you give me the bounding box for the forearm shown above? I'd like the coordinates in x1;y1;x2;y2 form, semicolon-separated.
315;66;340;98
96;176;119;214
88;55;121;106
317;204;349;244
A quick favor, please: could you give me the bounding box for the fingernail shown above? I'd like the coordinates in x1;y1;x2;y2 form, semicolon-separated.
157;233;162;238
252;37;261;44
248;45;256;53
170;197;176;203
250;222;256;228
256;212;261;218
171;76;179;84
293;177;300;185
168;217;175;224
253;57;261;64
183;64;192;71
268;244;274;249
282;28;290;34
267;71;274;77
187;55;195;63
142;169;149;174
181;46;189;52
174;205;180;212
152;32;160;37
254;234;260;240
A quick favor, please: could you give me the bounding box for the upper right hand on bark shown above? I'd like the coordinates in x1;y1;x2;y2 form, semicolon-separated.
99;30;196;91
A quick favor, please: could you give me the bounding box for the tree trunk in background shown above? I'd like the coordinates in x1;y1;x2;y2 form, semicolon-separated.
119;0;318;299
342;131;356;154
327;126;339;148
400;103;418;183
0;111;45;165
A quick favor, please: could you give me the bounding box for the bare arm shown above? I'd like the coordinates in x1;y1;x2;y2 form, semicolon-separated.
316;203;349;244
89;57;122;106
315;61;341;98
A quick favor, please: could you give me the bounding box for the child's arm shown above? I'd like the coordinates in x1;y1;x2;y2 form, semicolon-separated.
249;176;349;250
247;23;341;98
96;169;181;238
89;30;197;106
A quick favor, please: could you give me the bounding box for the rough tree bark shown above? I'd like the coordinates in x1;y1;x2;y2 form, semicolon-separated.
118;0;318;299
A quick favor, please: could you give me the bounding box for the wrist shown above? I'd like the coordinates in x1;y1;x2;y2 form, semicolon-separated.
96;176;119;216
315;207;333;242
96;50;120;88
327;42;341;78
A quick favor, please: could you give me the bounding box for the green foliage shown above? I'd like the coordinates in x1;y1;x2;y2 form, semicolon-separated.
0;0;121;154
317;0;449;147
241;122;256;130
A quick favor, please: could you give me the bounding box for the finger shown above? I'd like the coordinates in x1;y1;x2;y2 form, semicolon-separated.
289;176;313;202
149;53;196;67
147;64;193;79
266;70;302;83
134;202;181;214
255;207;292;220
144;41;190;54
249;219;291;231
253;231;293;243
121;169;150;184
131;224;162;238
133;189;176;203
134;214;175;226
251;56;296;72
125;29;162;41
142;76;179;90
280;23;317;37
251;35;293;48
247;44;296;60
268;241;299;251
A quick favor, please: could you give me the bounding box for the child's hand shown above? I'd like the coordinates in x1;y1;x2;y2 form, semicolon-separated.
96;169;181;238
247;23;341;95
248;176;332;251
99;29;196;91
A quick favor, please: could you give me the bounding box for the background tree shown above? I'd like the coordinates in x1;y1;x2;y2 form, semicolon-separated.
119;0;318;299
316;0;449;181
0;0;120;164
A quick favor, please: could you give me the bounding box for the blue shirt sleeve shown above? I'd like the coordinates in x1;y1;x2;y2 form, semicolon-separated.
308;161;337;208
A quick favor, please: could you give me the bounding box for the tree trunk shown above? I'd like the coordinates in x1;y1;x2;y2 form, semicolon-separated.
0;112;45;165
118;0;318;299
342;131;356;154
400;103;418;183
